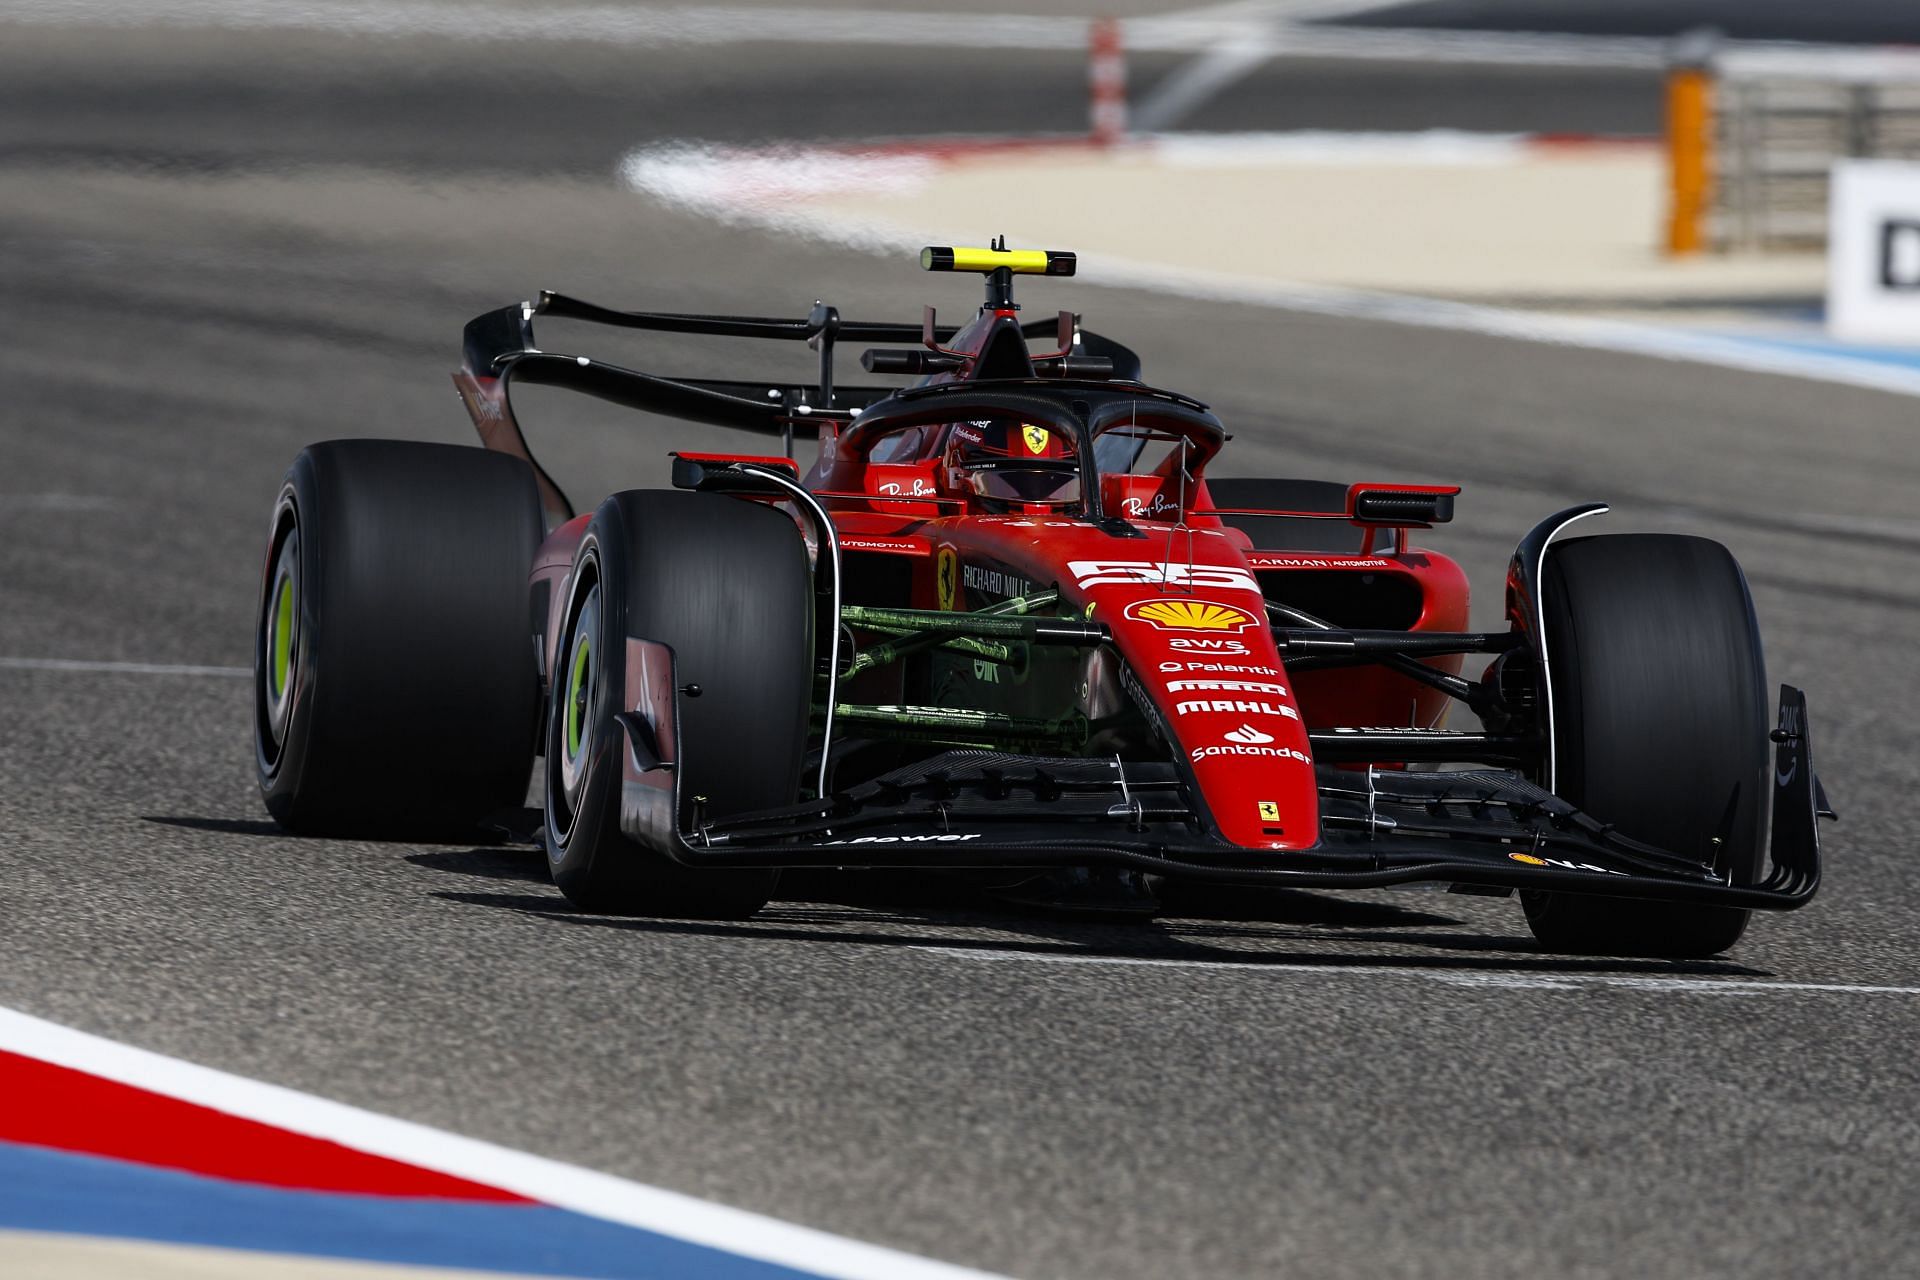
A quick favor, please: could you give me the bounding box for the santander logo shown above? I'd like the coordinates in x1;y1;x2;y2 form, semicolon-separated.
1224;724;1274;745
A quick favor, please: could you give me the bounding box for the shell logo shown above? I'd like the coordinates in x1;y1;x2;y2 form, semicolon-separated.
1124;598;1259;633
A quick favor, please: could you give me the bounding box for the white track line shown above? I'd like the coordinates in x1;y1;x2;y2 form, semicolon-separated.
1084;251;1920;401
0;657;250;677
914;948;1920;996
0;1006;1008;1280
1174;0;1413;21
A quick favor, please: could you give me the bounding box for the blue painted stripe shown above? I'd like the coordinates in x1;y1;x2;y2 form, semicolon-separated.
0;1141;820;1279
1699;327;1920;372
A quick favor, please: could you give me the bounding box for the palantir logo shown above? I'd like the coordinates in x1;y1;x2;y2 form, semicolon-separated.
1224;724;1273;745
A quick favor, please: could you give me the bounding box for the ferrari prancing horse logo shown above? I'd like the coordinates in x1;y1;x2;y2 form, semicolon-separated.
936;546;958;611
1022;424;1050;455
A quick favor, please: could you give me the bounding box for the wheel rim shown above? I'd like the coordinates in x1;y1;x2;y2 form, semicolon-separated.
261;527;300;750
556;582;601;819
565;632;591;759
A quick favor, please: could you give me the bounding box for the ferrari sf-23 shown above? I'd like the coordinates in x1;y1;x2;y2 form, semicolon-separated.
253;243;1831;956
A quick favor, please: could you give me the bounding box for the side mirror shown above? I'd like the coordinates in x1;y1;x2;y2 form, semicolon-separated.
1347;485;1460;527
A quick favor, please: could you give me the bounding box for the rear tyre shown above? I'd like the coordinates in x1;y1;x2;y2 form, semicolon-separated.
543;490;813;917
255;440;543;836
1204;478;1365;553
1522;534;1769;957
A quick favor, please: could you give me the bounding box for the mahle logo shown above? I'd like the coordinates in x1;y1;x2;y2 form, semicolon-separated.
1124;598;1258;633
1176;699;1298;719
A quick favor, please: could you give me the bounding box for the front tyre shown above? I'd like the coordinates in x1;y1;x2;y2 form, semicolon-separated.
1522;534;1769;957
543;490;813;918
255;440;543;836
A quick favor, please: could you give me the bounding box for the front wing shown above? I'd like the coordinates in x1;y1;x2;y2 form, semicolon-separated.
606;641;1823;911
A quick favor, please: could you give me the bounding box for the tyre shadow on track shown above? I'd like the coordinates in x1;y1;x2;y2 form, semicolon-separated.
138;822;1772;978
143;810;543;847
406;846;552;884
144;815;300;838
414;853;1768;979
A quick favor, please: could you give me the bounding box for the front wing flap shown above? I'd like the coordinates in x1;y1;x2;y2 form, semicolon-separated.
612;640;1823;910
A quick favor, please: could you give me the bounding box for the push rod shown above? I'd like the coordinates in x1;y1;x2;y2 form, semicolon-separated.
1273;629;1522;658
827;702;1088;749
840;591;1059;678
842;603;1103;645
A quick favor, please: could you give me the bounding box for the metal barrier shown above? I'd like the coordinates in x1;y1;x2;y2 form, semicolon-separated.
1670;45;1920;254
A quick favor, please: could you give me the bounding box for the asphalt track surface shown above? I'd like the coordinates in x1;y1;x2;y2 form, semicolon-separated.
1;12;1916;1280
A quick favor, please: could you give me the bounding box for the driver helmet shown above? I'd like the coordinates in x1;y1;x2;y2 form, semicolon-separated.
944;419;1078;507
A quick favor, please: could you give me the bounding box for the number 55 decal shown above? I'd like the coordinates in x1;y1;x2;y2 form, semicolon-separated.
1069;560;1260;592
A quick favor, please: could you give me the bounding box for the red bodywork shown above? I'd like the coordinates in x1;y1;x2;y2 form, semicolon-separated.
521;304;1469;854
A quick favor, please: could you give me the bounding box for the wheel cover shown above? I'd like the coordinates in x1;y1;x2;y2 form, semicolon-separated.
261;529;299;750
555;582;601;821
565;632;591;760
271;577;294;699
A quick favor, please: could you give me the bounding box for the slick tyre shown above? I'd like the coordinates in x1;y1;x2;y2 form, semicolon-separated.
543;490;813;918
1523;534;1769;958
255;439;543;837
1203;478;1365;553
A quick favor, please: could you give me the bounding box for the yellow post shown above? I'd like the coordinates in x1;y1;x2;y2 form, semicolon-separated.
1666;65;1713;255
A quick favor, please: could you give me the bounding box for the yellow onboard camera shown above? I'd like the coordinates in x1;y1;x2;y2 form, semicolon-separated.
920;243;1076;277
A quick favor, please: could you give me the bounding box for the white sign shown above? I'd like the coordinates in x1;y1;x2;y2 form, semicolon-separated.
1828;160;1920;343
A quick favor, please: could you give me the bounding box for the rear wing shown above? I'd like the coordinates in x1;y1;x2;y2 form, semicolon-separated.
454;290;1143;525
455;291;909;523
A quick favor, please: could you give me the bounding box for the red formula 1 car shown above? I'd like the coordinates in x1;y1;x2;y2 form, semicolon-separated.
253;244;1831;956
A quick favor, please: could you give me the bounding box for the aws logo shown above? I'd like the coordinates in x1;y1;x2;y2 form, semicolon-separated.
1124;598;1259;634
1168;637;1249;654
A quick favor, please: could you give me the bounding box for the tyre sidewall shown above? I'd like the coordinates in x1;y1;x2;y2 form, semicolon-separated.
252;440;542;835
1525;533;1768;955
1543;534;1768;882
257;476;324;822
544;521;630;899
542;490;807;916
